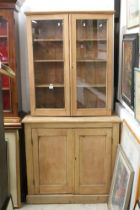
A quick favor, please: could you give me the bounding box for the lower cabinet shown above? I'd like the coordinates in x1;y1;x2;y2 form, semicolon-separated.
23;116;120;204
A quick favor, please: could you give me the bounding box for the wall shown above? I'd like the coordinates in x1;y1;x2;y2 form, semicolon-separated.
18;0;114;113
21;0;114;12
116;0;140;140
116;1;140;208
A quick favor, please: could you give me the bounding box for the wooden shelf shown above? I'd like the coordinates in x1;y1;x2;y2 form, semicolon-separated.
0;61;8;64
2;88;10;91
34;59;64;63
0;35;8;38
77;59;107;62
77;84;106;88
77;39;107;41
33;39;63;42
36;84;64;88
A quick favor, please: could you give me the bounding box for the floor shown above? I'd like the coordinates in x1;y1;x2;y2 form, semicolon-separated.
19;204;108;210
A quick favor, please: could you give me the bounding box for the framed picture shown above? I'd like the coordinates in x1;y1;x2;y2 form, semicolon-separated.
6;196;14;210
108;145;134;210
5;130;21;208
121;121;140;210
121;33;139;109
127;0;139;28
134;200;140;210
134;68;140;122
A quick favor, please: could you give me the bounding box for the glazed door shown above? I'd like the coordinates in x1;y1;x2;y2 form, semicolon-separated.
0;76;8;210
71;14;113;116
27;14;70;116
75;128;112;194
32;128;74;194
0;10;17;117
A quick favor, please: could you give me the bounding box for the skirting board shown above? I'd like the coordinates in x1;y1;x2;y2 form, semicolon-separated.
27;194;108;204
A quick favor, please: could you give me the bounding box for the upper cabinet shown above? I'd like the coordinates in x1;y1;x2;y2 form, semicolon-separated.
0;3;18;117
26;12;113;116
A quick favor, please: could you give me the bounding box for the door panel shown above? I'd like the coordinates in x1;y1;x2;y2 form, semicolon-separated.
71;14;113;116
32;128;74;194
75;128;112;194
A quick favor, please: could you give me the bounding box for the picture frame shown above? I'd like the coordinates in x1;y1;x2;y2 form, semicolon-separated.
121;33;139;109
136;169;140;204
134;68;140;122
108;145;134;210
134;200;140;210
121;120;140;210
127;0;139;29
5;130;21;208
6;196;14;210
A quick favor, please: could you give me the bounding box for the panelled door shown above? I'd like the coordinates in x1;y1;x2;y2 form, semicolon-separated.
32;128;74;194
75;128;112;194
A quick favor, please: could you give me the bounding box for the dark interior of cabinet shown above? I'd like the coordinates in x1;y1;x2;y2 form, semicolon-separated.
77;41;107;60
34;62;64;85
32;19;63;40
32;19;65;109
76;19;107;108
0;77;9;210
76;19;107;40
35;87;64;108
77;86;106;108
77;62;106;85
33;41;63;61
0;11;17;115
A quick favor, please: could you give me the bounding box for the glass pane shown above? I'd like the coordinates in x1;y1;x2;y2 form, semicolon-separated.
34;62;64;85
0;16;11;112
76;19;107;109
77;41;107;60
2;90;11;111
36;87;64;108
0;17;8;62
32;19;65;109
32;20;63;40
77;20;107;40
2;75;10;88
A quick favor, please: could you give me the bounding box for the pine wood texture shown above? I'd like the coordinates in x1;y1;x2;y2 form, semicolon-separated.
32;128;74;194
23;115;120;204
75;128;112;194
26;194;108;204
4;117;21;128
25;12;114;116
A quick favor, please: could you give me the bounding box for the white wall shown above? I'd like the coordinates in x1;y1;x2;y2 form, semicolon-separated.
116;0;140;131
117;0;140;102
18;0;114;112
116;2;140;208
21;0;114;12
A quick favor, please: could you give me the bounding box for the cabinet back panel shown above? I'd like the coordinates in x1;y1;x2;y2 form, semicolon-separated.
34;62;64;85
35;87;64;108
